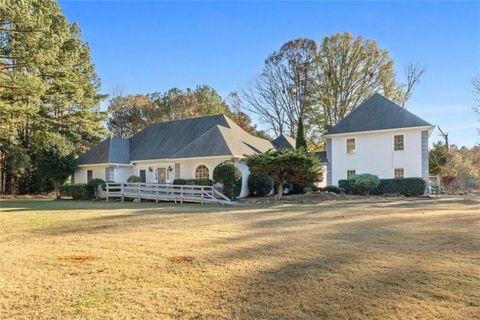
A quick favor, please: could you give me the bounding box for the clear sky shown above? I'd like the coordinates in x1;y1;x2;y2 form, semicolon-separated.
59;1;480;147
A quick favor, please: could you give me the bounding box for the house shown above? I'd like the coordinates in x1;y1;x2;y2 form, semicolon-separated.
324;93;434;187
75;93;433;198
74;114;274;197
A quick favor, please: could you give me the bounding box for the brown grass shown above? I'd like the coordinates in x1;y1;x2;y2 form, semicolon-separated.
0;197;479;319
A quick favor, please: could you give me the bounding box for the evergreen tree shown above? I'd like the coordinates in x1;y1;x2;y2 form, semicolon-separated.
295;116;307;150
0;0;106;194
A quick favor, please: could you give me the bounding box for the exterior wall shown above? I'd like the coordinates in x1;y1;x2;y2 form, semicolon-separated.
235;159;250;197
326;139;332;185
315;164;327;188
74;165;133;183
74;157;252;198
329;129;426;186
421;130;430;194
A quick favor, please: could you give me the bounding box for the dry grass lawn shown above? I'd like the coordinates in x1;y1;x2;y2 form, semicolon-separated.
0;197;479;319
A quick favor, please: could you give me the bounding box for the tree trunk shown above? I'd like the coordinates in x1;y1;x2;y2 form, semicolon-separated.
54;183;60;200
276;182;284;200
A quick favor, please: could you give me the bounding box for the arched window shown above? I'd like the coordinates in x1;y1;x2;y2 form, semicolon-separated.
195;165;209;180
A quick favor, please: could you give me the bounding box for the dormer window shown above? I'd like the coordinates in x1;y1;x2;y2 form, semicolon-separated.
346;138;356;154
394;135;404;151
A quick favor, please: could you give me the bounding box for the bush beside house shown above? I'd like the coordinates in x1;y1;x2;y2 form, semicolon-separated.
213;161;242;200
172;179;213;186
339;177;426;196
248;175;274;197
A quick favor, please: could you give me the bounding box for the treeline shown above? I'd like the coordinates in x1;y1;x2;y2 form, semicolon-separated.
107;87;268;139
0;0;106;194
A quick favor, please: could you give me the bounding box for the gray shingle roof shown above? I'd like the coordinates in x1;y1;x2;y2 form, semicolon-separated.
272;134;296;149
77;137;129;165
77;114;274;165
328;93;432;135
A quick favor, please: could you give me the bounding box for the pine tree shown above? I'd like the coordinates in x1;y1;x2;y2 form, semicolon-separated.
0;0;107;193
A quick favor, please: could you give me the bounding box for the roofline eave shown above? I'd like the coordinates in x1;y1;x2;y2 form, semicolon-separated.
324;125;434;138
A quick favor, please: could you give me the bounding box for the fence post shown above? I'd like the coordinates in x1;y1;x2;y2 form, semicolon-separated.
201;186;204;204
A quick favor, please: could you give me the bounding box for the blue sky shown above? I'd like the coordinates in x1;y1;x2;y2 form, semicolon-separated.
59;1;480;147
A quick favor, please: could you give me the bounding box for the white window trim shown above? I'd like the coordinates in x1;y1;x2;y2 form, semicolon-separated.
346;138;356;154
347;169;356;180
193;163;211;180
393;134;405;152
394;168;405;178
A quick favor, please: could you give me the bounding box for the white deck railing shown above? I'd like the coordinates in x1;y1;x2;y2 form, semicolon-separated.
102;183;232;205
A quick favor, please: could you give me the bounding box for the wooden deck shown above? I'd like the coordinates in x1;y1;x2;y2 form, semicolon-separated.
102;183;232;205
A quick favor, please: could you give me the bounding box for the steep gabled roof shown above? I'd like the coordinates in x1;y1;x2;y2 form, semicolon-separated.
272;134;296;149
77;137;130;165
77;114;274;165
328;93;432;135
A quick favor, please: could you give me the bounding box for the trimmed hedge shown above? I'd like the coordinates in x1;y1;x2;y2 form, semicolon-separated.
127;175;142;183
291;182;318;194
321;185;344;194
373;178;426;196
86;178;105;199
339;177;426;196
248;175;274;197
172;178;213;186
338;180;354;194
59;184;90;200
213;161;242;200
351;174;380;195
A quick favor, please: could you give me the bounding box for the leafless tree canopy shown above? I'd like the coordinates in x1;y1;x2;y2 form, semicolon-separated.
242;33;424;148
401;62;426;107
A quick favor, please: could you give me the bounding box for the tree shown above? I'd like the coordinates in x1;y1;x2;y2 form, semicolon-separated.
243;39;317;137
401;62;426;107
35;132;75;199
107;94;157;138
243;33;423;148
295;115;307;150
226;91;270;139
246;149;322;199
313;33;405;135
0;0;106;194
429;141;449;176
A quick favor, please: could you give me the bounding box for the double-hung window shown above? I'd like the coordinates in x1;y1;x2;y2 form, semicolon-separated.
347;170;356;180
394;168;404;178
346;138;356;154
105;167;115;182
394;135;404;151
87;170;93;183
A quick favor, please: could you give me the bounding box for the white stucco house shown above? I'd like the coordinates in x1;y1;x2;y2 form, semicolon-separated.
74;114;274;197
74;93;433;197
324;93;433;186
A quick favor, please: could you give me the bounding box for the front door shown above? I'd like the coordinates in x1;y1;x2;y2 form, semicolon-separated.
157;168;166;183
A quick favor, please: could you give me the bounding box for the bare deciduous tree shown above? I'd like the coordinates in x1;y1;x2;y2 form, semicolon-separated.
243;38;317;137
401;62;426;107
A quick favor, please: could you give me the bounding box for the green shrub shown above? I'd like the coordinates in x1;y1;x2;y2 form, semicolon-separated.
338;180;354;194
127;175;142;183
248;175;274;197
351;174;380;195
291;182;318;194
59;183;90;200
213;161;242;200
321;185;344;194
373;177;426;196
173;178;213;186
86;178;105;198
